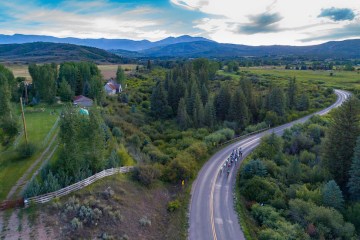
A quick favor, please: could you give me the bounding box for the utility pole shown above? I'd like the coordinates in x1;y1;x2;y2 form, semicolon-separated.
20;97;28;144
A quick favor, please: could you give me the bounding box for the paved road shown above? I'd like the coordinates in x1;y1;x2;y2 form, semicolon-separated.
189;89;351;240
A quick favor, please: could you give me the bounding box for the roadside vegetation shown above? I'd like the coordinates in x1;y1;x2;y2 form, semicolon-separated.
236;98;360;239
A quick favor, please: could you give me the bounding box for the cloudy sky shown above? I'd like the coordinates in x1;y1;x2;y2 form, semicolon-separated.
0;0;359;45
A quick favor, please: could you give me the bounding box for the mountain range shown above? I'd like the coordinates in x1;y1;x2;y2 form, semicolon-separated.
0;34;212;51
0;34;360;60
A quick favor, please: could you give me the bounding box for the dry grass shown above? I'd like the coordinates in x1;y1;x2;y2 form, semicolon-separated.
4;64;139;82
4;64;31;81
98;64;138;79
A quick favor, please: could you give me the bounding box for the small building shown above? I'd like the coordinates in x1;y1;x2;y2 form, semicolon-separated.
104;79;122;95
73;95;93;107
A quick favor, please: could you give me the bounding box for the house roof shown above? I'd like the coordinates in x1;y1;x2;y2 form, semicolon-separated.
73;95;93;102
106;83;117;90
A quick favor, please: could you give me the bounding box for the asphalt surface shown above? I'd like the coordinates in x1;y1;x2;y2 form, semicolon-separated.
189;89;351;240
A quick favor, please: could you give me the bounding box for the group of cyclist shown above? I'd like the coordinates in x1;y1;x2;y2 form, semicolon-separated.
219;147;243;177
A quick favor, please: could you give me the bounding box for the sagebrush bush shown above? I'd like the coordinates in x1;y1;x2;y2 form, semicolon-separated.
139;216;151;227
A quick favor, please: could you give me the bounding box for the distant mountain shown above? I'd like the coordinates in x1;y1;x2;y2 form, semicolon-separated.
0;34;212;51
139;39;360;58
0;42;123;63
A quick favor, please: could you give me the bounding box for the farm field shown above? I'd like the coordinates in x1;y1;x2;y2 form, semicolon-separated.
243;67;360;91
4;64;138;82
0;106;60;200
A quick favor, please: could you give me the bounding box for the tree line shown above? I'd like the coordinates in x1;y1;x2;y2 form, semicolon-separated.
150;59;312;133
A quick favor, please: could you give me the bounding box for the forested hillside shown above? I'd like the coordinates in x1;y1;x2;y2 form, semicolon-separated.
0;42;123;63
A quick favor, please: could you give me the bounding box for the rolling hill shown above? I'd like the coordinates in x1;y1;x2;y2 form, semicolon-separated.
139;39;360;58
0;42;123;63
0;34;212;51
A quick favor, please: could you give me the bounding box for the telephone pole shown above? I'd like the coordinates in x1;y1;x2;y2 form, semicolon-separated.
20;97;28;144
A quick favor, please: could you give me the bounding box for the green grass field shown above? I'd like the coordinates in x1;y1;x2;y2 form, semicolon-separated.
0;106;60;200
234;67;360;91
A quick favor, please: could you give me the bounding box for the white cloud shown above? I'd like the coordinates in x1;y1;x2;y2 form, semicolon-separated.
0;1;180;41
173;0;360;45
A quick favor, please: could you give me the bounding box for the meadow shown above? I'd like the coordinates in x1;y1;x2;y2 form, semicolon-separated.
0;106;59;200
240;67;360;91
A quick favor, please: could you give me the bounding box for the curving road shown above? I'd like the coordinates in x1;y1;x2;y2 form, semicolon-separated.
189;89;351;240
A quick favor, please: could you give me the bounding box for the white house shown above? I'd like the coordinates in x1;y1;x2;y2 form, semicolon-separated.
104;79;122;95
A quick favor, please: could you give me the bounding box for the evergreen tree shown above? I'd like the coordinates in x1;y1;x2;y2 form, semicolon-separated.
204;100;216;129
266;87;286;116
287;77;297;109
296;93;310;111
323;180;344;210
215;85;231;121
192;93;205;127
167;78;178;115
200;84;209;105
58;78;74;102
348;136;360;200
323;97;360;191
150;81;171;119
228;88;249;128
116;65;126;86
187;80;199;116
147;60;152;70
177;98;191;130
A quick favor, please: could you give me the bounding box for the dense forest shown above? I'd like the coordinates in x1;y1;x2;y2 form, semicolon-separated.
237;98;360;239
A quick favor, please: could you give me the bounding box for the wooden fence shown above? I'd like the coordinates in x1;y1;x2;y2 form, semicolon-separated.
26;166;134;205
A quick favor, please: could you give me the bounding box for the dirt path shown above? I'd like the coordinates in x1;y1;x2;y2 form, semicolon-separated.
6;132;58;200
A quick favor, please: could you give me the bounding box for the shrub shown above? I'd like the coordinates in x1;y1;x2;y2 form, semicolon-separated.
167;200;181;212
70;217;83;230
240;176;279;203
241;159;267;179
164;153;197;183
112;127;123;140
133;165;161;187
23;178;41;198
17;142;37;158
139;216;151;227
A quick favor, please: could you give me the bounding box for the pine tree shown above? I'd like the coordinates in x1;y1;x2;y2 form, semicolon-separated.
150;81;170;119
192;93;205;127
200;84;208;105
323;97;360;191
228;88;249;128
167;78;178;114
116;65;126;86
187;80;199;116
296;93;310;111
215;85;231;121
177;98;191;130
266;87;286;116
323;180;344;210
287;77;297;109
348;136;360;200
204;100;216;129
